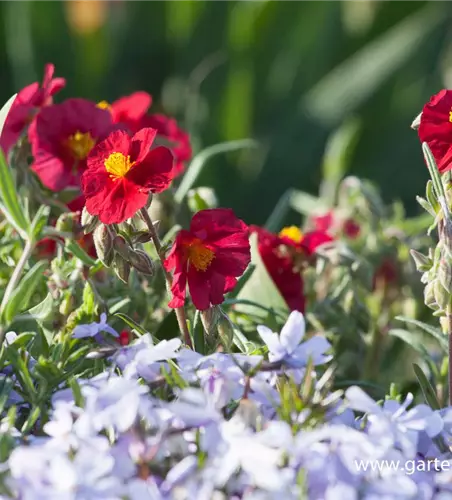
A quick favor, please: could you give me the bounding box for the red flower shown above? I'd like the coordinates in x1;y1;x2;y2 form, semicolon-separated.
252;226;305;312
118;330;131;346
418;89;452;173
343;218;361;239
82;128;174;224
98;91;152;133
29;98;112;191
164;209;250;310
251;225;333;312
312;211;334;233
142;114;192;176
1;63;65;156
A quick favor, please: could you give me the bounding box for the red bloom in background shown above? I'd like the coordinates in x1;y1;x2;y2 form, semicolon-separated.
98;91;152;133
252;226;306;312
142;114;192;176
118;330;131;346
1;63;65;155
82;128;174;224
29;98;112;191
418;89;452;173
251;225;333;313
164;209;250;310
312;211;360;240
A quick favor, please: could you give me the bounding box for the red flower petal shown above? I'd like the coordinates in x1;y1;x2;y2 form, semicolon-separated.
130;127;157;164
187;265;211;310
127;146;174;193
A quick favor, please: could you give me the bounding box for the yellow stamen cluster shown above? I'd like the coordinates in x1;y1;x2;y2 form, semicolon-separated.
97;100;112;112
65;131;95;160
187;239;215;271
104;152;134;179
279;225;304;243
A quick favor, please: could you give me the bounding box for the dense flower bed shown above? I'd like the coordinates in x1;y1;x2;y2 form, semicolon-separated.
0;64;452;499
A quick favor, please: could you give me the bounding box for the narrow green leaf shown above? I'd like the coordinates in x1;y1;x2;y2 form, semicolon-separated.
21;406;41;433
303;5;443;125
320;118;361;200
174;139;258;204
226;264;255;299
290;190;328;216
388;329;432;359
65;240;97;266
4;261;47;324
192;311;206;354
26;293;54;322
395;316;448;353
413;363;441;410
0;148;29;236
69;377;85;407
0;94;16;137
0;377;13;416
29;205;50;242
114;313;147;336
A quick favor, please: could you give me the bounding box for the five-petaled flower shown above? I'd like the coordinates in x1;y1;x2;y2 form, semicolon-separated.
29;98;112;191
1;63;65;156
251;225;333;313
82;128;174;224
418;89;452;173
164;208;251;310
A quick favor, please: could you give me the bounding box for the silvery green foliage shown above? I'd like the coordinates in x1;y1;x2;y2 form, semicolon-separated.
1;312;452;500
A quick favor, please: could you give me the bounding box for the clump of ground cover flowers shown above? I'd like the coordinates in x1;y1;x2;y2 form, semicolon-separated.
0;64;451;498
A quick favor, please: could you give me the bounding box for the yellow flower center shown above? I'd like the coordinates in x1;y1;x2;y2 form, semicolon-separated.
187;238;215;271
97;100;112;112
104;152;135;179
65;131;95;160
279;226;304;243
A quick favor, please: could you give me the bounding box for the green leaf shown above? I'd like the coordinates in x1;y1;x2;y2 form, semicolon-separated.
226;264;255;299
0;94;16;137
65;240;97;267
29;205;50;242
6;348;35;401
303;5;443;126
26;293;54;322
395;316;448;354
0;377;13;416
236;233;288;320
388;329;432;359
0;148;29;237
320;118;361;200
413;363;441;410
21;406;41;434
290;190;328;216
69;377;85;407
154;310;180;341
192;311;206;354
3;260;47;324
114;313;147;336
174;139;258;204
5;332;35;347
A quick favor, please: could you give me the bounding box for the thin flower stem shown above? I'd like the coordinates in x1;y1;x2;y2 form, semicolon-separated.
448;311;452;407
140;208;192;349
0;239;34;347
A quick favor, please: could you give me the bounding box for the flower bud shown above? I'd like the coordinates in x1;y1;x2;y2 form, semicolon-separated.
81;206;98;234
132;231;152;244
439;257;452;294
113;236;130;261
93;224;113;267
128;249;155;276
410;249;432;272
113;253;130;283
424;281;437;310
56;212;76;233
434;279;449;311
201;306;221;337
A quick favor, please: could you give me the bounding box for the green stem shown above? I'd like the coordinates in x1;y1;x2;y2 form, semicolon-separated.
0;239;34;347
140;208;192;349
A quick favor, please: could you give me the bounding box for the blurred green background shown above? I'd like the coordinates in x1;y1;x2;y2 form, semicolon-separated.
1;0;452;225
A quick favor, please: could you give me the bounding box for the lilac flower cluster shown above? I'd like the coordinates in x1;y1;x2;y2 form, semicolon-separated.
1;312;452;499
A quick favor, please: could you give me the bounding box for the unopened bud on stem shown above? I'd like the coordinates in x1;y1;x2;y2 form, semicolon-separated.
93;224;114;267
